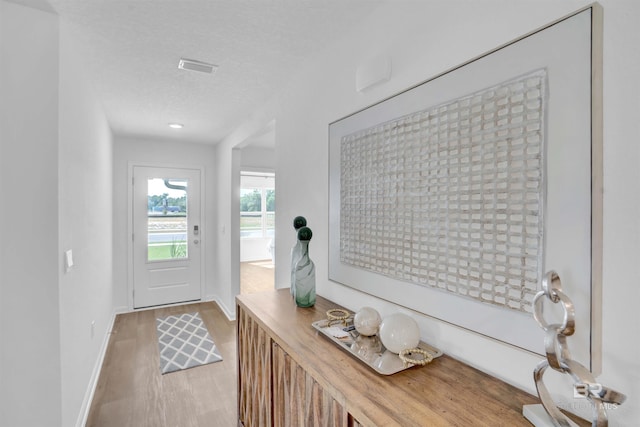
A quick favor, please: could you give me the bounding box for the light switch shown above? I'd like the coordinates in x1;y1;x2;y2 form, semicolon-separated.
65;249;74;272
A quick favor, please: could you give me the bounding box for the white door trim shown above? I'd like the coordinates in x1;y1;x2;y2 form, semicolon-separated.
126;161;206;310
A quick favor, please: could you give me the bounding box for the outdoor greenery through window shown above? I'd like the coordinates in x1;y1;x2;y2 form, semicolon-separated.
241;173;275;238
147;178;188;261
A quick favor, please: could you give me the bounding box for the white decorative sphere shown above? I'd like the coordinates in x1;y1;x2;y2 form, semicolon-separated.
353;307;382;336
378;313;420;354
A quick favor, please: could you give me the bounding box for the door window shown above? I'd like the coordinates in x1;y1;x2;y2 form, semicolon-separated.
147;178;188;261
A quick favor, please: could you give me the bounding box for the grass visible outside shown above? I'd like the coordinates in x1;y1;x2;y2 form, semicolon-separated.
241;213;275;231
148;242;187;261
241;216;260;229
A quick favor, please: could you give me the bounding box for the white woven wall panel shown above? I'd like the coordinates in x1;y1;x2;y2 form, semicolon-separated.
340;70;547;313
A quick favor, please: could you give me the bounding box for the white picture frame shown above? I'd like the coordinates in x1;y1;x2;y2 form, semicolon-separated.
329;4;602;370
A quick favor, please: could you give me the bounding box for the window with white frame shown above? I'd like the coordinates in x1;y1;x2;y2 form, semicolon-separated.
240;172;275;238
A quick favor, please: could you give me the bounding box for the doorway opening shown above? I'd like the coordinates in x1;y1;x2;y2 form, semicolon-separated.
240;171;275;294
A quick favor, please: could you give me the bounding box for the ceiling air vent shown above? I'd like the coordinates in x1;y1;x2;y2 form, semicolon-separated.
178;58;217;75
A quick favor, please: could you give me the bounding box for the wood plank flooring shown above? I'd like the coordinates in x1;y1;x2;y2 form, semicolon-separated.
86;301;237;427
240;260;274;294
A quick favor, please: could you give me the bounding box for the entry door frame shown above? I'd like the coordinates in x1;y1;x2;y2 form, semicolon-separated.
127;161;206;310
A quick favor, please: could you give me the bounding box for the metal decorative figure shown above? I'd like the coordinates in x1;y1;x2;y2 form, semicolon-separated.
526;271;625;426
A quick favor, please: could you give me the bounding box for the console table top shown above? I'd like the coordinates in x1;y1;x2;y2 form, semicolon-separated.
237;289;586;427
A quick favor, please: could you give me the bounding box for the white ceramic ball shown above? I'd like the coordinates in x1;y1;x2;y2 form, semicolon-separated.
378;313;420;354
353;307;382;336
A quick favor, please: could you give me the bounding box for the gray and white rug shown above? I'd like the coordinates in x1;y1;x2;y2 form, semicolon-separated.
156;312;223;374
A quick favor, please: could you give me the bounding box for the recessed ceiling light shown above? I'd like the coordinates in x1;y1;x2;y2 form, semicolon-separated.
178;58;217;75
168;123;184;129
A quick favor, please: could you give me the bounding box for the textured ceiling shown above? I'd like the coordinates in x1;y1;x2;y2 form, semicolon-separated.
42;0;385;145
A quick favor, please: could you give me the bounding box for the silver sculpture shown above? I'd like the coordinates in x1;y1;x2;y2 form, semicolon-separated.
529;271;626;426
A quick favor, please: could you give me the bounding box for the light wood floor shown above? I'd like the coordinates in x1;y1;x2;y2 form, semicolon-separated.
86;301;237;427
240;260;274;294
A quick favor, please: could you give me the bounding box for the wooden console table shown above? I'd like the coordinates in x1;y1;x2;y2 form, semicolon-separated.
236;289;563;426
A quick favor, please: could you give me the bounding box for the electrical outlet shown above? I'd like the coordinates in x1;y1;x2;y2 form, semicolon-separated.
91;320;96;339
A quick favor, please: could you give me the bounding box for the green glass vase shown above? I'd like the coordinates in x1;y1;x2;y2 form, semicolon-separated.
294;227;315;307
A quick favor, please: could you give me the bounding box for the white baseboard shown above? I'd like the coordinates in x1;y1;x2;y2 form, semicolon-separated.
205;294;236;321
75;308;121;427
113;305;129;315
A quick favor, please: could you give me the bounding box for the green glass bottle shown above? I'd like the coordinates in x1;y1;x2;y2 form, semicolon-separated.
290;216;307;297
294;226;315;308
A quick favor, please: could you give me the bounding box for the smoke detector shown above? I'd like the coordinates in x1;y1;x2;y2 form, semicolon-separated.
178;58;217;75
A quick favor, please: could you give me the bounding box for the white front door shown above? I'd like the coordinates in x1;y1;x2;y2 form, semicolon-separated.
132;166;202;308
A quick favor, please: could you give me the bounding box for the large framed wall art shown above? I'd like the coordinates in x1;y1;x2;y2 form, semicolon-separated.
329;4;603;369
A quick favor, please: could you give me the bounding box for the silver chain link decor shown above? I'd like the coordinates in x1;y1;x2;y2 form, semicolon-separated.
531;271;626;426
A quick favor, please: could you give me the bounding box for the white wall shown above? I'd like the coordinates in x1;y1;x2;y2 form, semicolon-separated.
0;2;62;425
222;0;639;424
57;19;115;427
0;3;116;425
112;136;217;310
240;146;276;171
215;106;275;317
240;241;273;263
211;144;241;317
